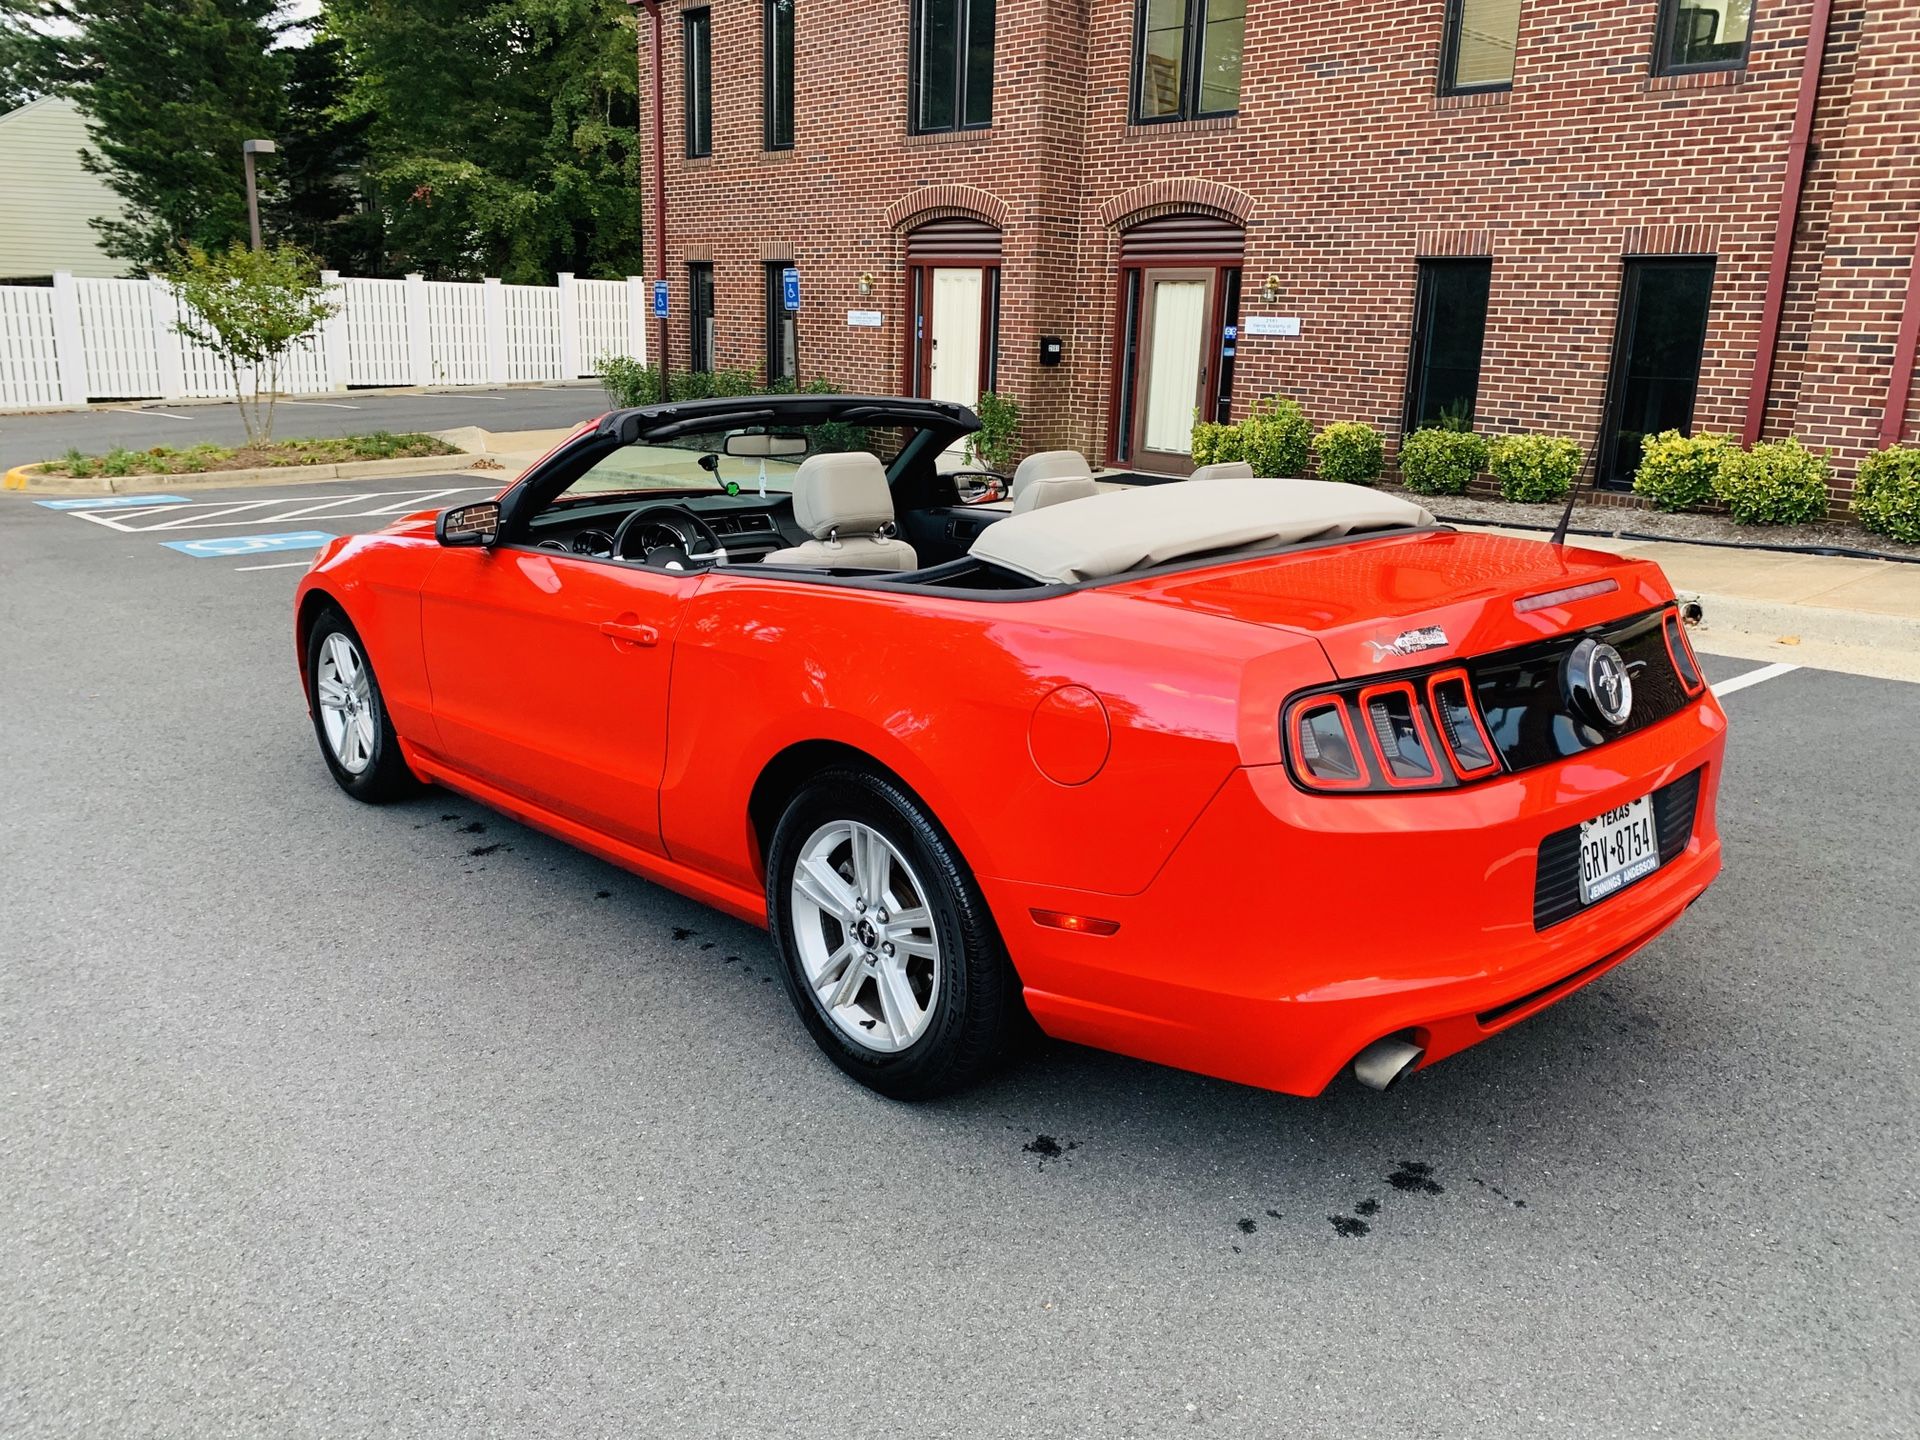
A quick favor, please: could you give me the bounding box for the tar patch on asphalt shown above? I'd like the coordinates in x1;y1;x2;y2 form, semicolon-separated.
1469;1176;1527;1208
672;926;695;942
1328;1214;1371;1238
595;890;611;900
1236;1217;1257;1234
1387;1160;1444;1195
468;842;506;857
458;820;487;834
1022;1134;1078;1170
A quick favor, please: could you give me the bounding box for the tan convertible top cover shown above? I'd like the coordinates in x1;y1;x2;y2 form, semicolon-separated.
968;476;1438;585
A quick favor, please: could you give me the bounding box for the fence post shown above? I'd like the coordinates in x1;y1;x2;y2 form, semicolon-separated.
405;272;431;386
147;275;186;401
483;277;510;384
319;270;349;391
556;272;581;378
48;272;89;406
626;275;649;365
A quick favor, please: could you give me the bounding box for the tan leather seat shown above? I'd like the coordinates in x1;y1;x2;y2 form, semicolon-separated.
1010;450;1100;513
763;452;919;571
1188;461;1256;482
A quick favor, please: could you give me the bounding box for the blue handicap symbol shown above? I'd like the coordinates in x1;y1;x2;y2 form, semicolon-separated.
37;494;192;510
782;267;800;312
652;280;670;318
161;530;337;559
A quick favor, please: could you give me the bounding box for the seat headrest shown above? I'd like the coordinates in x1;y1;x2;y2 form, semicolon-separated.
1188;461;1256;482
1010;450;1095;500
791;451;895;539
1013;473;1100;513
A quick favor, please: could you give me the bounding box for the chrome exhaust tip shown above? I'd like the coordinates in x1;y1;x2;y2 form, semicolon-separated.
1352;1037;1425;1091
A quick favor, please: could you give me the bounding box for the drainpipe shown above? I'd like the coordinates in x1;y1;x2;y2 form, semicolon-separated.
1743;0;1835;446
631;0;668;397
1879;229;1920;447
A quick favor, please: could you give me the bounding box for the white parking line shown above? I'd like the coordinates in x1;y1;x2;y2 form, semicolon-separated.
278;400;361;409
234;560;314;572
1711;662;1800;698
104;407;195;419
66;485;494;533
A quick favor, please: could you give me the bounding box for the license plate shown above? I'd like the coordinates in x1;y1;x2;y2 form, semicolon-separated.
1578;795;1661;905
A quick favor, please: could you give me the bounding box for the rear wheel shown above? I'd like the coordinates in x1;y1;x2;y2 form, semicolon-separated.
767;766;1019;1099
305;608;414;802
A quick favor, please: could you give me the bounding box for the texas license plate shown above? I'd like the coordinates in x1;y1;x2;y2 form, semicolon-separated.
1578;795;1661;905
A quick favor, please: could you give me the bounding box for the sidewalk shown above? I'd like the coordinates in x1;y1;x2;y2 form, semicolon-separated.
1463;524;1920;683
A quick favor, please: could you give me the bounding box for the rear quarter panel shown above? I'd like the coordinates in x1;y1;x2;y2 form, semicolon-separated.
659;578;1333;897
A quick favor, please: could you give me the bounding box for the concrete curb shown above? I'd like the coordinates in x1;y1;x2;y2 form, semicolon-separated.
3;452;516;496
1688;590;1920;684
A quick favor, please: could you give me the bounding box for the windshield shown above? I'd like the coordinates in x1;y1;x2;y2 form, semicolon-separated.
555;422;912;502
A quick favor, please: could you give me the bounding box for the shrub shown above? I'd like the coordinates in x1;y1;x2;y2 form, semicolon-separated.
1633;430;1733;512
1241;395;1312;477
1851;445;1920;543
1190;420;1241;469
598;354;660;407
967;391;1022;471
1715;437;1831;525
1311;421;1385;485
1396;427;1488;496
1488;433;1582;503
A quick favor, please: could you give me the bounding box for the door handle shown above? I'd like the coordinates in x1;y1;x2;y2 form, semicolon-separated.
600;619;659;646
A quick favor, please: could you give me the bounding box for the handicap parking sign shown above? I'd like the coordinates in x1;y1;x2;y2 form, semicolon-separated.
652;280;669;318
782;267;800;312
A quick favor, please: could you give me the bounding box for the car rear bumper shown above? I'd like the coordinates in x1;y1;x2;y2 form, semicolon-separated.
992;696;1727;1096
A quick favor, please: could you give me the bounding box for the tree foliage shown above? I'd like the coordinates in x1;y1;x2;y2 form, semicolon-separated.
327;0;644;281
268;33;383;274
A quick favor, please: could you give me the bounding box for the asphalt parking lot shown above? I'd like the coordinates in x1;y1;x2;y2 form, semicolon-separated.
2;477;1915;1438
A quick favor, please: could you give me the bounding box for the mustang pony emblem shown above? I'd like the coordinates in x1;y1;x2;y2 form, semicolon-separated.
1366;626;1449;662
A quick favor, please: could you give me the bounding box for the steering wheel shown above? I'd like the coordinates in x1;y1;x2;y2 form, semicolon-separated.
610;503;727;569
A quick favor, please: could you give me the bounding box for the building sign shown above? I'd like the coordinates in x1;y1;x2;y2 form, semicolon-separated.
782;267;801;312
846;310;884;328
651;281;669;318
1245;315;1301;337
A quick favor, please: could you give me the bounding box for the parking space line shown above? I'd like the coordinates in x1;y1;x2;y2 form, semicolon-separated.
234;560;315;572
278;401;361;409
103;407;196;419
1711;663;1800;698
63;486;493;533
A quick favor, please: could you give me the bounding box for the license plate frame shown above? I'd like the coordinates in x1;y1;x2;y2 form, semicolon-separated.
1577;794;1661;906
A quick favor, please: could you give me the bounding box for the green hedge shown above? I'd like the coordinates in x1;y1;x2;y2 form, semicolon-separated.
1488;434;1582;503
1852;445;1920;543
1633;430;1732;512
1397;428;1488;496
1190;396;1311;477
1311;421;1384;485
1714;438;1831;525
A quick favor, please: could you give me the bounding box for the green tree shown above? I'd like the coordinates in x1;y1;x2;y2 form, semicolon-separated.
0;2;43;110
268;33;383;273
166;243;338;443
13;1;288;270
328;0;643;282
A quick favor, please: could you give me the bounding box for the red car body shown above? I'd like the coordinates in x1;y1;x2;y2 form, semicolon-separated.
295;411;1723;1096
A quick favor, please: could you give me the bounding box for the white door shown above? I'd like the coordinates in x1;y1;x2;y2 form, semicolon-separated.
929;267;984;408
1141;277;1210;456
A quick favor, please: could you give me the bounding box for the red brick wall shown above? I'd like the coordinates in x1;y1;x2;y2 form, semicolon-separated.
638;0;1920;494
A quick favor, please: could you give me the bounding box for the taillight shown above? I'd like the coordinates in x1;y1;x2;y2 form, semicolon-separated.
1288;697;1370;790
1662;610;1705;696
1357;682;1444;788
1426;668;1500;779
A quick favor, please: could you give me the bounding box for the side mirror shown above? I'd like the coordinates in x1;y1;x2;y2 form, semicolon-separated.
437;500;501;547
953;472;1005;505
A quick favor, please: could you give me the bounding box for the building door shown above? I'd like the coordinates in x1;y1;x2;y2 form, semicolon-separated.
1110;213;1245;473
764;263;796;386
1598;257;1717;488
688;262;715;373
904;216;1002;436
928;268;985;408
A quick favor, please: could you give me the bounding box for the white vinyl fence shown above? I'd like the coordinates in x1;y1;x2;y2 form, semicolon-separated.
0;270;649;410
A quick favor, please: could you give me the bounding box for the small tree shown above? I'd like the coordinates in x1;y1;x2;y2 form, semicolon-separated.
967;391;1022;471
166;244;339;445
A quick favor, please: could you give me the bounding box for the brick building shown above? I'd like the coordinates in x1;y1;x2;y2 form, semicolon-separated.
635;0;1920;497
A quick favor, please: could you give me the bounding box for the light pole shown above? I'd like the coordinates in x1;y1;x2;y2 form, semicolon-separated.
242;138;277;251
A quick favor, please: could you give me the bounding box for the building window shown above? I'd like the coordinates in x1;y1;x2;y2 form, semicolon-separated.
1439;0;1521;94
1599;258;1718;488
765;263;796;385
1405;260;1493;433
910;0;995;134
764;0;794;150
1132;0;1244;122
683;8;712;158
1654;0;1754;75
688;263;715;372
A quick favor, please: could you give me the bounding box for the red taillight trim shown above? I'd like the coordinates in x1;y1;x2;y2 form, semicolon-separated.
1284;696;1373;791
1425;667;1501;780
1356;681;1448;789
1662;611;1706;696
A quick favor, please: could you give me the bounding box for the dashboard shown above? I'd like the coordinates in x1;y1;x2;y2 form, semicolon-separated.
521;495;801;566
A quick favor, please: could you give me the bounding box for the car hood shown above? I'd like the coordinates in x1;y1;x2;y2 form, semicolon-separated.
1107;529;1673;678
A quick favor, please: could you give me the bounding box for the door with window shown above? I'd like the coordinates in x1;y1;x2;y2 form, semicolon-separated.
688;263;715;373
904;217;1002;443
1111;214;1244;473
764;263;796;386
1599;258;1717;488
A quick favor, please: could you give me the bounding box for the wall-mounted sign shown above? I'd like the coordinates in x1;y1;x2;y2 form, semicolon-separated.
781;267;801;312
1245;315;1301;337
846;310;884;328
651;280;669;318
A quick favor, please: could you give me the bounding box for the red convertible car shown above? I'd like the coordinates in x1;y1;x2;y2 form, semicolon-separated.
294;395;1725;1099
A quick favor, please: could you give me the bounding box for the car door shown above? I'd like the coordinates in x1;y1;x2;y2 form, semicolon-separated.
418;544;696;856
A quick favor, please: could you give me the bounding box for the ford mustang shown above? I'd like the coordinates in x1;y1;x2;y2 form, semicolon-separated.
294;394;1725;1099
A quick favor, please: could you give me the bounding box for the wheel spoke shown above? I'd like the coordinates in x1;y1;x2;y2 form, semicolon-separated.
851;827;888;903
827;951;869;1009
316;678;349;710
326;634;356;681
808;940;855;991
893;935;938;962
355;713;376;754
888;905;931;932
795;856;859;924
875;958;922;1048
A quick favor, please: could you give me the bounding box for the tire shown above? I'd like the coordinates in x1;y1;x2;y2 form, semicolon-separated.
304;607;416;803
766;766;1020;1100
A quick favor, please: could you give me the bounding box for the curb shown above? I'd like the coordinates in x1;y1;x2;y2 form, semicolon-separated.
1691;590;1920;652
4;452;517;496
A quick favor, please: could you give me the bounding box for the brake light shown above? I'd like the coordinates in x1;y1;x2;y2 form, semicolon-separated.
1662;610;1705;696
1358;682;1444;788
1426;668;1500;779
1287;698;1370;790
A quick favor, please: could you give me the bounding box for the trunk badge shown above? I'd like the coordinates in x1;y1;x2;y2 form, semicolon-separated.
1366;626;1449;662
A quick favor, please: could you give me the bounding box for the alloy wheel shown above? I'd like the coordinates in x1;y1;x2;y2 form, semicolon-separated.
314;632;376;775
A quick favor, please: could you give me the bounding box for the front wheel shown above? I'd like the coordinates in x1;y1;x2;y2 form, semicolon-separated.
305;608;415;802
767;767;1020;1099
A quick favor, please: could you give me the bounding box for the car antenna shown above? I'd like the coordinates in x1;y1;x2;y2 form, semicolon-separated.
1548;455;1587;548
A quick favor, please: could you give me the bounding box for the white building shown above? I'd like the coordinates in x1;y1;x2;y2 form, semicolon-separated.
0;96;130;282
